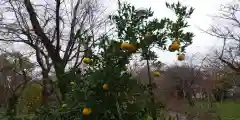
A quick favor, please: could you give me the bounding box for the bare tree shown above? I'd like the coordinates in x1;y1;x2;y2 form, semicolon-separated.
204;1;240;73
0;0;108;100
162;53;207;105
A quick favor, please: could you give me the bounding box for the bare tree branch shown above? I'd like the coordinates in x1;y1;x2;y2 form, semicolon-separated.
24;0;61;62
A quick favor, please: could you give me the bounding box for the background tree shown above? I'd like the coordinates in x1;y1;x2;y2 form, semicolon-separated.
0;0;108;100
0;51;34;107
204;51;238;102
204;0;240;73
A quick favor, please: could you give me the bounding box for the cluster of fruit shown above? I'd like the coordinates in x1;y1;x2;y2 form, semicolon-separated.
168;39;185;61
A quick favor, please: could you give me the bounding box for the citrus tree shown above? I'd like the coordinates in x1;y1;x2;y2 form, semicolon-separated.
33;1;194;120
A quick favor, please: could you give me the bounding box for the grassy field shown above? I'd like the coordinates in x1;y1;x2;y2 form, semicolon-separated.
182;100;240;120
213;101;240;120
0;107;5;119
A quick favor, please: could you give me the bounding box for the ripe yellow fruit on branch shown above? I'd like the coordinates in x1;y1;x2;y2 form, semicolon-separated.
168;45;175;52
70;82;76;85
83;57;91;64
61;104;67;108
145;115;153;120
170;42;180;51
120;42;136;52
82;107;92;115
153;71;160;77
103;84;108;90
178;54;185;61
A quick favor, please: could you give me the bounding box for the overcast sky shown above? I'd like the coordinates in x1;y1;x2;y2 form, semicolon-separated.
1;0;233;66
103;0;232;65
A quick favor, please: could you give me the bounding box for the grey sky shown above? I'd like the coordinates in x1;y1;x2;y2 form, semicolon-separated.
1;0;232;66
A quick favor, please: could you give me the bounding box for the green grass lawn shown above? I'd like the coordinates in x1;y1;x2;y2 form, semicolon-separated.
215;100;240;120
0;108;5;119
183;100;240;120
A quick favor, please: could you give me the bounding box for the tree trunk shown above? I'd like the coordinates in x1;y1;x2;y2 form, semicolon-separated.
186;91;195;107
55;65;68;101
146;58;157;120
41;72;52;105
207;92;213;109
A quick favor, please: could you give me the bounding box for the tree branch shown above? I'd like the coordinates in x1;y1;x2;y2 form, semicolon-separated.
55;0;61;53
23;0;61;62
63;0;82;64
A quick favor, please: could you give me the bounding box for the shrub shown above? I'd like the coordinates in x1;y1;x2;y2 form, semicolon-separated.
16;82;43;115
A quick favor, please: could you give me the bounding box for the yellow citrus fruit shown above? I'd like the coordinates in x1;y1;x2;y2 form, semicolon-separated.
103;84;108;90
70;82;75;85
178;54;185;61
170;42;180;51
61;104;67;108
120;42;130;50
120;42;136;52
82;107;91;115
83;57;91;64
168;45;175;52
145;115;153;120
153;72;160;77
